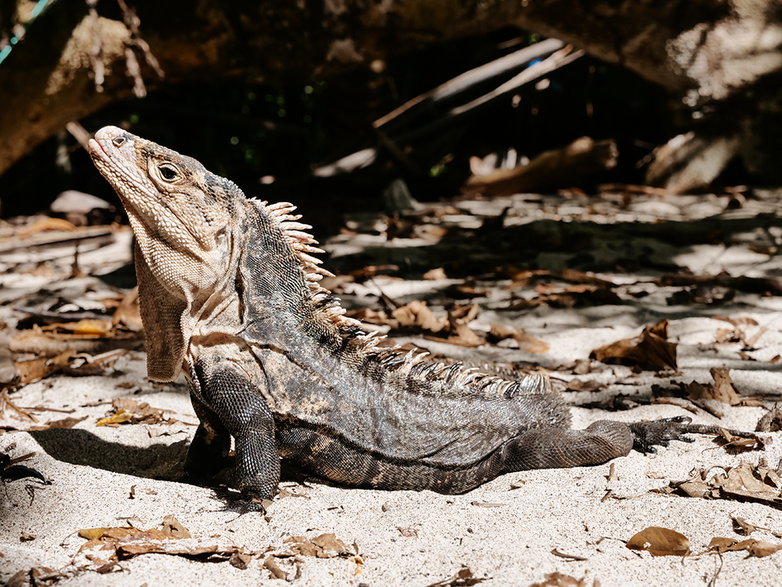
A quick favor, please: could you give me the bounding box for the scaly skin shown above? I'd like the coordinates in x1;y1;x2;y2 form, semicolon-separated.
88;126;757;510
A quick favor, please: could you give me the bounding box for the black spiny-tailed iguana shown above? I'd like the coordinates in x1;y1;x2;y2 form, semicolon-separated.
88;126;753;508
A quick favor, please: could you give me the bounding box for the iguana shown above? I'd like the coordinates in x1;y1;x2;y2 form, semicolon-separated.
88;126;753;508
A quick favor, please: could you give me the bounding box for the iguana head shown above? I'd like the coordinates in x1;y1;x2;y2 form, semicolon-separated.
90;126;246;381
89;125;238;299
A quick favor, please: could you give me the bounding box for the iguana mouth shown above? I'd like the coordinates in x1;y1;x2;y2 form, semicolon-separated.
87;137;107;158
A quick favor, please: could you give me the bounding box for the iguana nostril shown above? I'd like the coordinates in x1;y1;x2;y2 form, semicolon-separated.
112;136;127;147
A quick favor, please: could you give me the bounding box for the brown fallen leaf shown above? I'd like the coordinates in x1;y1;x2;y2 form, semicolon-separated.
97;398;171;427
19;217;78;236
444;283;487;299
427;566;488;587
529;572;587;587
756;405;782;432
392;301;447;333
13;349;129;385
27;416;87;431
683;368;763;418
111;287;143;332
9;329;142;356
162;515;191;539
487;323;549;354
78;516;246;563
626;526;690;557
423;267;448;280
349;264;400;282
590;320;676;371
42;319;113;336
116;543;223;560
659;460;782;508
434;304;485;347
713;429;767;453
731;516;764;536
13;356;60;385
511;285;621;310
283;533;353;559
6;566;64;587
708;537;782;558
263;555;289;580
565;378;602;392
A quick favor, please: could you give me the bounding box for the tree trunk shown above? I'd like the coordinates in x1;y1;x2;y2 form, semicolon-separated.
1;0;781;184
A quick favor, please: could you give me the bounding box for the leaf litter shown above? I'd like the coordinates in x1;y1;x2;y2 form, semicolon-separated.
656;459;782;508
590;320;677;371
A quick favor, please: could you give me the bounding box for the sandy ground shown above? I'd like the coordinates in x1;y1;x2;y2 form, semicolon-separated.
2;189;782;586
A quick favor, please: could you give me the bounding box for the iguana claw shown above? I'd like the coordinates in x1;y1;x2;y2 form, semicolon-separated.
629;416;697;454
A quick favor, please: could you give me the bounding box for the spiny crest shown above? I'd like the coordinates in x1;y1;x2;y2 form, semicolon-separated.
260;200;550;397
261;200;362;330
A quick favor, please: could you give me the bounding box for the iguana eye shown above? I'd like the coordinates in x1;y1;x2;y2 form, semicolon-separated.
158;163;180;182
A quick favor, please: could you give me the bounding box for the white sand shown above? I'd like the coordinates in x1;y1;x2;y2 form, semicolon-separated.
2;191;782;585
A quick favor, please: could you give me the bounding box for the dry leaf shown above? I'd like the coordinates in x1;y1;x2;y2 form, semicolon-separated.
77;517;244;563
756;405;782;432
487;323;549;354
444;283;487;299
713;429;767;453
27;416;87;431
591;320;676;370
161;515;191;539
13;349;128;385
284;533;352;559
511;285;621;310
660;460;782;507
427;566;488;587
20;217;78;236
687;368;741;404
626;526;690;557
116;543;221;560
392;301;447;333
97;398;170;427
96;410;134;427
111;287;143;332
708;537;782;557
731;516;763;536
529;572;586;587
263;555;289;580
423;267;448;280
9;329;142;356
228;552;253;569
432;304;485;347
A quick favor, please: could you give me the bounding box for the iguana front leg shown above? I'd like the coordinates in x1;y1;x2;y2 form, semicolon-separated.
191;360;280;508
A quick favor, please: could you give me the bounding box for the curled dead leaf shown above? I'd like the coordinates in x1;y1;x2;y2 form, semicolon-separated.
427;566;488;587
708;537;782;558
392;301;447;333
590;320;676;370
626;526;690;557
283;533;353;559
529;572;587;587
756;405;782;432
487;323;549;354
660;460;782;507
97;398;171;427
